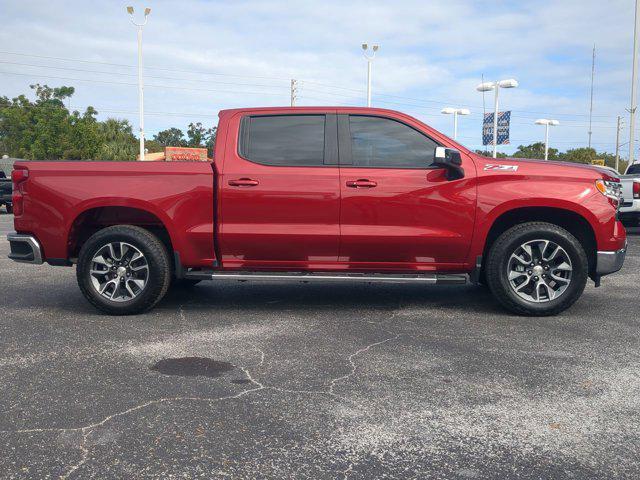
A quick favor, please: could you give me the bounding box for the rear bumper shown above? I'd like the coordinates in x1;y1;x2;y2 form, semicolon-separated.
596;242;627;276
619;198;640;214
7;232;43;264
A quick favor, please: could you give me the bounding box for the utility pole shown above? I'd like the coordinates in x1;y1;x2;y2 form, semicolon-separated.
290;79;298;107
588;44;595;148
615;115;623;172
127;6;151;161
630;0;640;164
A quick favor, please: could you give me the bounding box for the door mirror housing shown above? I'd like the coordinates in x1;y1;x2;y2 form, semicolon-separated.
433;147;464;180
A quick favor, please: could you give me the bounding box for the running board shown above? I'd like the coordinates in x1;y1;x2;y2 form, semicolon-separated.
183;270;468;285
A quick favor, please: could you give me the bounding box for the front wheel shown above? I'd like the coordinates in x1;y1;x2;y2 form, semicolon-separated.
485;222;588;316
5;204;12;214
76;225;171;315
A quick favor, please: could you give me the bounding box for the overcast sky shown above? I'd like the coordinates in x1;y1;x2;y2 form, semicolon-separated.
0;0;636;155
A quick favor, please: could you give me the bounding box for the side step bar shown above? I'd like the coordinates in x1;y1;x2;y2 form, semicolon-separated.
184;270;468;285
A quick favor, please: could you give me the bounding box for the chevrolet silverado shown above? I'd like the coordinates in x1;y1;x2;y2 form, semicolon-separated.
6;107;627;316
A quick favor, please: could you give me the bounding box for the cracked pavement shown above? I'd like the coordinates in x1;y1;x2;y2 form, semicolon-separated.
1;213;639;479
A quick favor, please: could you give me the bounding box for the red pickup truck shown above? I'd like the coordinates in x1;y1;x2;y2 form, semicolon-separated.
7;107;626;316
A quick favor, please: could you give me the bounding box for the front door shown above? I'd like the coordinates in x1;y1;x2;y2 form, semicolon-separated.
338;114;476;271
219;112;340;270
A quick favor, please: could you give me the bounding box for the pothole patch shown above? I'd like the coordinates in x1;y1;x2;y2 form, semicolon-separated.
150;357;235;378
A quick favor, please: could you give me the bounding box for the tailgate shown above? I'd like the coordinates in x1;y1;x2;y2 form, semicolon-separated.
621;176;639;206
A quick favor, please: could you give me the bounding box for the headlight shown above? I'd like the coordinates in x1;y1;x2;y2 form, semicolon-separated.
595;179;621;203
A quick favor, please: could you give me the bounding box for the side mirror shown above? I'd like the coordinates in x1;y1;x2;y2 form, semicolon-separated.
433;147;464;180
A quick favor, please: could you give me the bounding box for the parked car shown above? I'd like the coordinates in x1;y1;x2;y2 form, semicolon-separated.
0;170;12;213
6;107;626;316
619;163;640;226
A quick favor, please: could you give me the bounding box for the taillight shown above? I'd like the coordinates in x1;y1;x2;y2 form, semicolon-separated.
11;167;28;216
634;180;640;199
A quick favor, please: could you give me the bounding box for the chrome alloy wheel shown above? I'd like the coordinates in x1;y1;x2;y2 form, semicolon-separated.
507;239;572;303
89;242;149;302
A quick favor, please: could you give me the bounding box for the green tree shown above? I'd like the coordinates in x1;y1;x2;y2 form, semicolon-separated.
512;142;559;160
153;127;185;147
64;106;102;159
186;122;217;157
95;118;138;161
0;84;99;160
558;147;596;164
474;149;508;158
144;139;164;153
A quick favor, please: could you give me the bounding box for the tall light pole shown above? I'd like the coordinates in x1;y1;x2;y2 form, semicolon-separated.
441;107;471;140
476;79;518;158
290;79;298;107
630;0;640;164
615;115;623;172
362;43;379;107
535;119;559;160
127;6;151;161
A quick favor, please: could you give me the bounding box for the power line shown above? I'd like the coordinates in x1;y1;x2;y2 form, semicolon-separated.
0;69;620;131
0;70;290;97
0;60;291;90
0;50;617;120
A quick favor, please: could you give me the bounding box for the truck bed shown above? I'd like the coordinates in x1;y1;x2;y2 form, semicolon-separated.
12;160;216;268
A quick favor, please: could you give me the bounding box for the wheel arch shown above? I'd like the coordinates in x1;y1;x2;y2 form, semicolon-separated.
480;206;597;277
67;204;176;261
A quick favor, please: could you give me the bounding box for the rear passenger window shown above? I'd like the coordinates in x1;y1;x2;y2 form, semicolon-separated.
349;115;438;168
627;164;640;175
241;115;325;166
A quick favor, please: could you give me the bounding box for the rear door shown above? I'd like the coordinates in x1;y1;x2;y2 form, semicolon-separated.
218;112;340;269
338;114;476;270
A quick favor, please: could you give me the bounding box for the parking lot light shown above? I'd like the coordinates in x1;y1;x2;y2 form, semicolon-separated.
535;119;560;160
362;43;379;107
441;107;471;140
476;79;519;158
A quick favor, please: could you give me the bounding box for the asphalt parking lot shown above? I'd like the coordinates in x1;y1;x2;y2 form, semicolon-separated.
0;211;639;479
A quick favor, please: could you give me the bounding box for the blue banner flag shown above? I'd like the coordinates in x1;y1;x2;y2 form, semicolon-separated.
482;111;511;146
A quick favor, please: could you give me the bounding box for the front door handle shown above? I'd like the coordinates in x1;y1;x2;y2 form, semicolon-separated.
228;178;259;187
346;179;377;188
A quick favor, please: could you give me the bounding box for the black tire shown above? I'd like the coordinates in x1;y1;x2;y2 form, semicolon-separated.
5;204;12;214
485;222;588;316
76;225;171;315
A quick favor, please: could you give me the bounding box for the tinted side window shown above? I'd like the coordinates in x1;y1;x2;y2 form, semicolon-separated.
627;163;640;175
243;115;325;166
349;116;438;168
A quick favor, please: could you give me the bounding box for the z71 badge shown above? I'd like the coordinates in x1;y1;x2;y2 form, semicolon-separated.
484;164;519;172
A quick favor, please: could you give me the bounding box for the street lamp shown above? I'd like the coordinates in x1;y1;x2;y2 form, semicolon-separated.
127;6;151;161
441;107;471;140
535;119;559;160
362;43;379;107
476;78;518;158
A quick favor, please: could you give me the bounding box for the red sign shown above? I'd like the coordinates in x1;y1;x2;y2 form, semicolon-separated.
165;147;208;162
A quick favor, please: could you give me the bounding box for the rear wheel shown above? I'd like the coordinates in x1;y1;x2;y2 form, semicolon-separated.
486;222;588;316
5;204;12;214
77;225;171;315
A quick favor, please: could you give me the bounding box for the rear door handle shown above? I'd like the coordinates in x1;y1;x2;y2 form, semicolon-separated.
346;179;377;188
228;178;259;187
